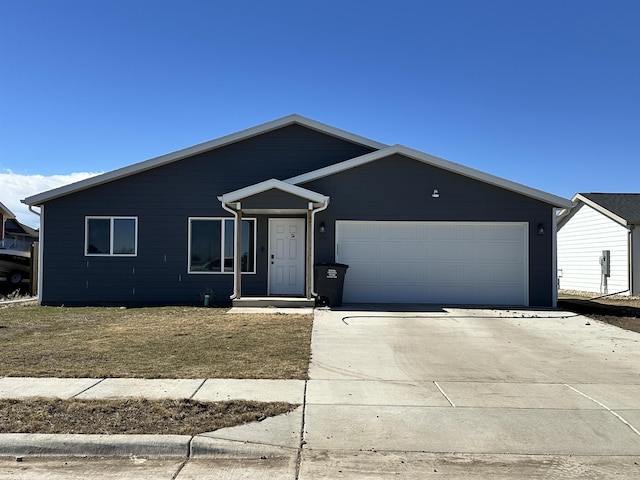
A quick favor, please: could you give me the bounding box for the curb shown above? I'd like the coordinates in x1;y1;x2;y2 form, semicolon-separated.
0;433;191;457
190;436;298;458
0;434;298;459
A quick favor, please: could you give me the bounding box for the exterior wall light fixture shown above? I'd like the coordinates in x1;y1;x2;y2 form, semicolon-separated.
319;222;326;234
432;189;440;198
538;223;545;235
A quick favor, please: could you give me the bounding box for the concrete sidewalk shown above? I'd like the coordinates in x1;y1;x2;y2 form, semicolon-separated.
0;377;305;403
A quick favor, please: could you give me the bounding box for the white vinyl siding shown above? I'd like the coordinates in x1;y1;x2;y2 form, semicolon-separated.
557;205;629;294
336;221;528;305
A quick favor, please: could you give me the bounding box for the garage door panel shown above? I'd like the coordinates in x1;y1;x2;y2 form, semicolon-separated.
339;242;381;261
336;221;528;305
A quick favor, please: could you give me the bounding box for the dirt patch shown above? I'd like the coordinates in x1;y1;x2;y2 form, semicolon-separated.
558;292;640;334
0;398;296;435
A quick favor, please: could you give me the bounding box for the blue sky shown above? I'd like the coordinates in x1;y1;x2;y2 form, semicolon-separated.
1;0;639;227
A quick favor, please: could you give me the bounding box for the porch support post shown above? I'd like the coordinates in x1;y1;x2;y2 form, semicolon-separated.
306;204;313;299
235;208;243;300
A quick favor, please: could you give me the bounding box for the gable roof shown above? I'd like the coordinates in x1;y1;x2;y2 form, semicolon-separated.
23;115;570;209
0;201;15;219
218;178;328;205
286;145;573;208
23;114;387;206
5;218;38;237
565;193;640;226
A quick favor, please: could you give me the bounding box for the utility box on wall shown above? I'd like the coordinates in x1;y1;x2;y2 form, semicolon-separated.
600;250;611;277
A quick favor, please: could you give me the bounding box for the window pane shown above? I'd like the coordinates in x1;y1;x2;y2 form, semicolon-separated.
241;219;255;272
224;219;234;272
87;218;110;254
190;220;222;272
113;218;136;254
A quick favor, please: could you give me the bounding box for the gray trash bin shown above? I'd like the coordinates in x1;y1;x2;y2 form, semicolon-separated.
314;263;349;307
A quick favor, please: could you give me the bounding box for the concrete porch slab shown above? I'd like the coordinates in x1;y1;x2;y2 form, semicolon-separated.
232;297;315;308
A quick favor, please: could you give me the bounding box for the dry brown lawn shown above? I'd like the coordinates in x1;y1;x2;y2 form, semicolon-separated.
0;398;296;435
0;305;312;379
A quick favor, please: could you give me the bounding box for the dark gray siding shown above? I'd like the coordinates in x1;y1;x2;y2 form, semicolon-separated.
40;125;374;306
305;154;556;306
241;190;313;211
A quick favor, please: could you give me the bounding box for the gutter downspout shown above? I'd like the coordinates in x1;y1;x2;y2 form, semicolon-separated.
219;199;240;300
22;202;43;303
28;205;41;217
629;225;635;295
28;204;43;303
551;208;559;308
310;198;330;298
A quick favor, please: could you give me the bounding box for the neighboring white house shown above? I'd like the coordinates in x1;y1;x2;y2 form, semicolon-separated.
557;193;640;296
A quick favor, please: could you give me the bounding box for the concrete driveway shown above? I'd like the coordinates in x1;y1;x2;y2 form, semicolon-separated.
301;307;640;478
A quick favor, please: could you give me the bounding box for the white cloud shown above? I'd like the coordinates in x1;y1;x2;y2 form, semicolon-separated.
1;170;102;229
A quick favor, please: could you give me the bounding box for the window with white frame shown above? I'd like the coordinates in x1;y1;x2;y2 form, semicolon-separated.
85;217;138;256
188;218;256;273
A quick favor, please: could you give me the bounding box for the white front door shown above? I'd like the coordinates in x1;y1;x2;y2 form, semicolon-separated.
269;218;306;295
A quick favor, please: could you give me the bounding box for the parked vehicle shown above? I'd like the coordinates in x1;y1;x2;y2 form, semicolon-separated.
0;238;31;284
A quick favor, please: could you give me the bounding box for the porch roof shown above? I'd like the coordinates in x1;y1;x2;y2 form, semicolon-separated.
218;178;329;208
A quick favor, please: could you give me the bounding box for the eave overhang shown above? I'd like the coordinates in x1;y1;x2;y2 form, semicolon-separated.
286;145;573;209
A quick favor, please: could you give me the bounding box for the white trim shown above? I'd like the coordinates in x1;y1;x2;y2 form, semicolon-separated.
84;216;138;256
335;220;529;306
287;145;572;209
187;217;256;275
572;193;630;227
219;178;328;205
24;115;386;206
552;209;559;307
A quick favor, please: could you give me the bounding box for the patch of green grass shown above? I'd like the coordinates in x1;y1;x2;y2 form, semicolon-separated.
0;398;297;435
0;305;312;379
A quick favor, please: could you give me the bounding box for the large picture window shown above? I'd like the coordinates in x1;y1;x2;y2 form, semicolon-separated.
85;217;137;256
188;218;256;274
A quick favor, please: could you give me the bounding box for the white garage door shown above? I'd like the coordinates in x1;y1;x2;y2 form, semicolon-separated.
336;221;528;305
